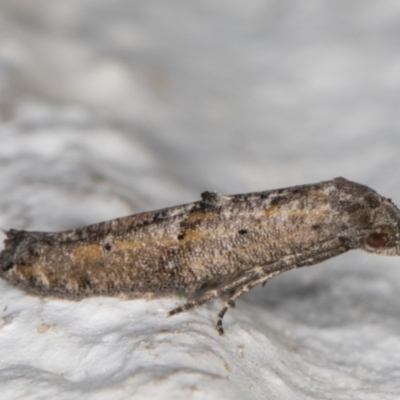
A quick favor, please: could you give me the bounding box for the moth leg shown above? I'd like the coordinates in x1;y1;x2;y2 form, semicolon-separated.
226;289;237;307
168;272;260;317
169;257;296;321
216;269;283;335
213;241;350;334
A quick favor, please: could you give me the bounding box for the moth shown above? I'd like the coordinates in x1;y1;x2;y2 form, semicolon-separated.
1;177;399;334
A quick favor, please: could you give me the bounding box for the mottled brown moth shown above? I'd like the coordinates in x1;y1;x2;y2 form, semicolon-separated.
1;177;400;334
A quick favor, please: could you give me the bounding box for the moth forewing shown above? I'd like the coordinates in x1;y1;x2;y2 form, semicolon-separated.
1;177;400;333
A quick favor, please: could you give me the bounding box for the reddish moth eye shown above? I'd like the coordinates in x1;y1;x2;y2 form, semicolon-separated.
366;232;389;248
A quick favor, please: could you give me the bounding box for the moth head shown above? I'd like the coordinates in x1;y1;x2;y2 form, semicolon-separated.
361;198;400;256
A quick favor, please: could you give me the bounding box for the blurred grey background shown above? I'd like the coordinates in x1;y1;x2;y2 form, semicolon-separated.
1;1;400;214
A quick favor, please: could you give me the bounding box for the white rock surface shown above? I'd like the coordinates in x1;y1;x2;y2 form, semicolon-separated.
1;1;400;399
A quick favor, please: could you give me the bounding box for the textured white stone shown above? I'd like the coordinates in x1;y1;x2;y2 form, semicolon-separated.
1;2;400;399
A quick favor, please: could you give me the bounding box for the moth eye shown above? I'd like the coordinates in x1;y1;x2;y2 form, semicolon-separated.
366;232;389;248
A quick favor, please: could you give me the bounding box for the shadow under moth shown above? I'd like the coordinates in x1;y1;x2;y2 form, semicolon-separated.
1;177;399;334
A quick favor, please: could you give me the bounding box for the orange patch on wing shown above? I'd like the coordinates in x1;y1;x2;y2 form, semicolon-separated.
73;244;103;262
264;205;279;217
13;264;50;286
114;229;206;252
184;211;216;224
180;229;206;242
114;240;147;251
308;189;330;203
